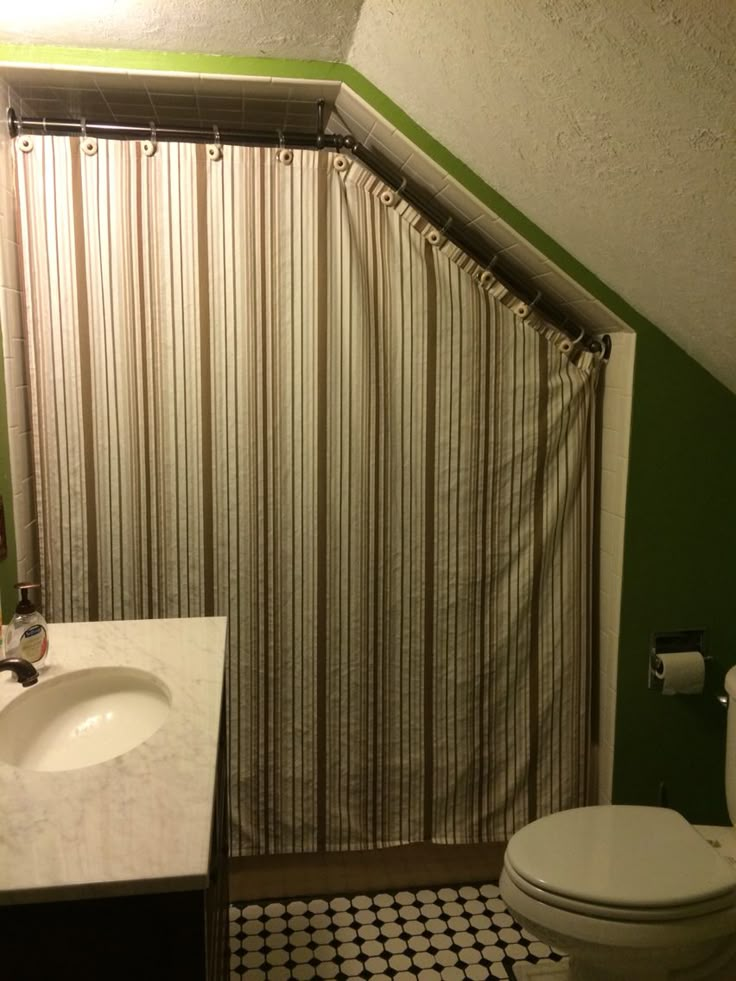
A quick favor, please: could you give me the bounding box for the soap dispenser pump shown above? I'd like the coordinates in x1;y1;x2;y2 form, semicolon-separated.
6;583;49;666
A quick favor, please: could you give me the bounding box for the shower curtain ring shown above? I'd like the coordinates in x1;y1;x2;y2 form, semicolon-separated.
276;130;293;165
559;322;586;354
80;117;98;156
16;114;33;153
441;216;453;234
207;125;223;161
515;290;543;320
397;177;408;197
143;121;158;157
479;254;499;287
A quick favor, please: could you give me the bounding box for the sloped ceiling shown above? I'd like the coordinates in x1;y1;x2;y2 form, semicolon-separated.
1;0;735;390
350;0;736;392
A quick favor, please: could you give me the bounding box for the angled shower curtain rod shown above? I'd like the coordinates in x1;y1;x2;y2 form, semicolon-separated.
6;103;610;358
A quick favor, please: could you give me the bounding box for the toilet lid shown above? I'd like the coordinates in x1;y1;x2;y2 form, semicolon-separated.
505;806;736;910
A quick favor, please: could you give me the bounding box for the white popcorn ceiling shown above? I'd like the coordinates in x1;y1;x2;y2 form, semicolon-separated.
2;0;734;389
0;0;365;62
350;0;736;391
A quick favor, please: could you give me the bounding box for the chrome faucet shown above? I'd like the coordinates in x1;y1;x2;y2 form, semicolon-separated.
0;657;39;686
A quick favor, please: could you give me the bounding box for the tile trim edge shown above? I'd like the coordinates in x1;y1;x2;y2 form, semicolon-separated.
0;43;719;365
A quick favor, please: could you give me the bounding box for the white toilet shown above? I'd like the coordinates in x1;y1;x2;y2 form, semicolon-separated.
499;667;736;981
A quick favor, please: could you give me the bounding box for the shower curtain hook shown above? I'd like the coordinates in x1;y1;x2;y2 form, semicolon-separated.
276;130;293;165
559;323;586;353
207;125;223;161
143;121;158;157
479;254;500;288
79;117;99;156
42;117;48;135
528;290;542;312
397;177;408;197
15;113;34;153
441;216;453;235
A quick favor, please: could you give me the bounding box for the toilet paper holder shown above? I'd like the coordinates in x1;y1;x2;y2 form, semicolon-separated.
648;628;707;693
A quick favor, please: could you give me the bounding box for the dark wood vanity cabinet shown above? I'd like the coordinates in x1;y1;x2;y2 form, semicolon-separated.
3;718;229;981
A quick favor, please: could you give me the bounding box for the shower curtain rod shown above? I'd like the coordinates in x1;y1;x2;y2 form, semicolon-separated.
7;104;610;358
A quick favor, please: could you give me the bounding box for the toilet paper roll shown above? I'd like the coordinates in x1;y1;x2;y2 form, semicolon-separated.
655;651;705;695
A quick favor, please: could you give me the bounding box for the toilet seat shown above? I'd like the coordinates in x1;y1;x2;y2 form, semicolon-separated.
504;805;736;923
503;858;736;922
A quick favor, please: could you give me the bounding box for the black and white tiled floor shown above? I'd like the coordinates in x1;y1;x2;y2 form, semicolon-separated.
229;882;563;979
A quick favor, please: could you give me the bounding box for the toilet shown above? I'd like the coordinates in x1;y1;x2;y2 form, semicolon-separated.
499;667;736;981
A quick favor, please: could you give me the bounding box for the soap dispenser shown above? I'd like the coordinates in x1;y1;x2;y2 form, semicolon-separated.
5;583;49;666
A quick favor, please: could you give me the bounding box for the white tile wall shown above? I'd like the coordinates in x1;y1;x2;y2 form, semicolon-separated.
0;79;38;585
596;331;636;803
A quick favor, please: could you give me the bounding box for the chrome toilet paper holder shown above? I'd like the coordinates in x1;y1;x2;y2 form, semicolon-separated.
648;628;707;693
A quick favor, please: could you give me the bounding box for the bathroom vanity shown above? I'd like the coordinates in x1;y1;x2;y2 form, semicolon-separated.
0;617;229;980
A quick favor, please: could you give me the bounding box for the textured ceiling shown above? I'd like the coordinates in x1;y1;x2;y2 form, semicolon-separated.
1;0;735;390
350;0;736;392
0;0;364;61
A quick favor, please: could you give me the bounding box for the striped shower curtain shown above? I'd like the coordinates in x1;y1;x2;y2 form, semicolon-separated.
15;135;600;855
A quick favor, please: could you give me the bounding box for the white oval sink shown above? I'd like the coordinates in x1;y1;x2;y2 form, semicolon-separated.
0;666;172;771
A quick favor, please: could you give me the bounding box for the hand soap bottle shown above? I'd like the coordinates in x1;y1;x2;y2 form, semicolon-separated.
5;583;49;667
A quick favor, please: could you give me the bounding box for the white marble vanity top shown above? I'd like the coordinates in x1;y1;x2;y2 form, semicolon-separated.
0;617;227;905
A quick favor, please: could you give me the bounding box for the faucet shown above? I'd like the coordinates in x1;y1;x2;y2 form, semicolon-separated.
0;657;39;686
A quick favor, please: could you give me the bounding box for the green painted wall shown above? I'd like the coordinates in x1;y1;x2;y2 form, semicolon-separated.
614;327;736;824
1;44;734;820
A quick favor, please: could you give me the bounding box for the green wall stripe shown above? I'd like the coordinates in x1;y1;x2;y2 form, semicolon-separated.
0;44;343;80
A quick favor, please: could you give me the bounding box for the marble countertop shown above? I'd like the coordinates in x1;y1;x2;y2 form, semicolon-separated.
0;617;227;905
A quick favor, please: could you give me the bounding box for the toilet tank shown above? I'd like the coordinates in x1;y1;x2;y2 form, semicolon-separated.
725;666;736;824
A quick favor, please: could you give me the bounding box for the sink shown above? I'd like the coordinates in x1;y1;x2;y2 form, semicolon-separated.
0;666;172;771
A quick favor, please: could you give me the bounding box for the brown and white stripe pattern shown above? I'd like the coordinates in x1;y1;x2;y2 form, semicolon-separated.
15;138;600;855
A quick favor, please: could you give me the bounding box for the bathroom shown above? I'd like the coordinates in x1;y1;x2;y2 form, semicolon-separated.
0;2;734;979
